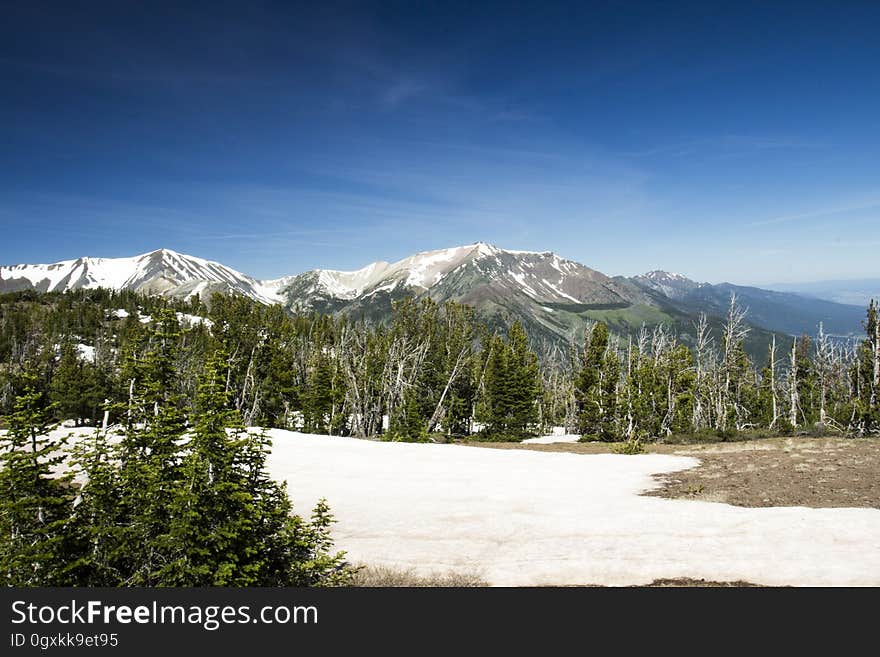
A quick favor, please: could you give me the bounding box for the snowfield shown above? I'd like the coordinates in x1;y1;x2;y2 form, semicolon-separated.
12;426;880;586
265;430;880;586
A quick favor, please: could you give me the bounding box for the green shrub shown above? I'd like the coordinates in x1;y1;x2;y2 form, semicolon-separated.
612;439;645;454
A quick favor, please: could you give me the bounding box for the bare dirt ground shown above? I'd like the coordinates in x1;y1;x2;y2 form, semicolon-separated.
463;436;880;509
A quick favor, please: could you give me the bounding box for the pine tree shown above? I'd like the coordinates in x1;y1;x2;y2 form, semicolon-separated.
855;300;879;432
160;350;351;585
660;344;694;436
112;309;187;585
160;351;261;585
476;333;510;436
50;341;86;424
575;322;610;439
68;423;124;586
794;335;817;426
505;321;541;435
302;351;331;433
388;387;429;441
0;374;77;585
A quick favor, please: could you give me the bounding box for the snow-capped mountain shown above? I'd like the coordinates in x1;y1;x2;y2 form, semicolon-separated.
1;243;867;347
631;270;702;300
280;242;646;310
276;243;664;340
0;248;283;305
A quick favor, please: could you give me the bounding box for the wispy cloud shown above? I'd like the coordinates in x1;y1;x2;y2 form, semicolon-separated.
622;134;824;160
747;198;880;227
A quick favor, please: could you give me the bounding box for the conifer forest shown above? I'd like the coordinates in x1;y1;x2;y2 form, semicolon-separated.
0;287;878;586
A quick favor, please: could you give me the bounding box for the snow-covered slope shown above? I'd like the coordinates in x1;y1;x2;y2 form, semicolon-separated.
279;242;644;310
631;270;702;300
280;243;493;304
0;248;282;305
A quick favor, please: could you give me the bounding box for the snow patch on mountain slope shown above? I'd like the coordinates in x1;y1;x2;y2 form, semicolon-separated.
643;270;690;282
541;277;579;302
402;245;480;288
302;243;492;298
510;271;540;298
0;249;282;305
3;242;621;314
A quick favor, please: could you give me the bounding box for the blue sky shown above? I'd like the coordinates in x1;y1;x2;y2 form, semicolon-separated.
1;1;878;284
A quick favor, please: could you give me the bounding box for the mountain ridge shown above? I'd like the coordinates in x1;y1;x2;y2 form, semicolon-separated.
1;244;869;350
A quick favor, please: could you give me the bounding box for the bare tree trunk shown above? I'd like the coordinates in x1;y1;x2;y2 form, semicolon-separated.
427;345;468;433
720;293;750;431
789;338;799;428
816;323;829;425
127;378;136;426
873;309;880;406
769;335;778;429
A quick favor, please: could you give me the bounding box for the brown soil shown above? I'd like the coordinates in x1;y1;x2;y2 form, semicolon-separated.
637;578;761;587
462;436;880;509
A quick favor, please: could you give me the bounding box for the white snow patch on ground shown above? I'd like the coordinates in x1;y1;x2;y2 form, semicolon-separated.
521;433;580;444
75;344;96;362
265;430;880;586
176;312;214;328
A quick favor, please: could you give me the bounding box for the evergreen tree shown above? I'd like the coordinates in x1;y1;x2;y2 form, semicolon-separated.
575;322;618;440
49;341;106;425
505;321;541;433
0;374;77;585
475;323;541;439
388;387;429;441
660;344;694;436
794;335;817;426
475;333;509;436
68;423;124;586
161;351;263;585
112;309;187;585
855;300;879;431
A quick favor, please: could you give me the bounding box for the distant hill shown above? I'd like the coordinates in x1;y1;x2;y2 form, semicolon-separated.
764;278;880;308
630;278;867;338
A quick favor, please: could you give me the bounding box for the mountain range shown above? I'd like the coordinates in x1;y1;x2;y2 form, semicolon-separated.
764;278;880;308
1;243;870;357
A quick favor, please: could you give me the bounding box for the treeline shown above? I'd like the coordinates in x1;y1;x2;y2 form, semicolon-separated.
1;288;878;442
0;289;546;440
0;309;350;586
567;297;879;442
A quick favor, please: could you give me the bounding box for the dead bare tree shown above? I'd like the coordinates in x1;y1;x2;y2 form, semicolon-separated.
788;337;799;429
767;335;779;429
815;323;832;426
692;312;713;431
719;293;750;431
